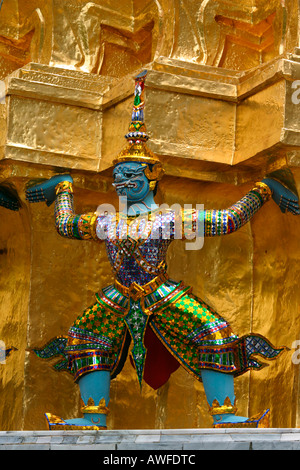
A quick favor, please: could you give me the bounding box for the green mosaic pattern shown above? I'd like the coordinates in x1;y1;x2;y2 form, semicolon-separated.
34;281;284;384
150;293;237;379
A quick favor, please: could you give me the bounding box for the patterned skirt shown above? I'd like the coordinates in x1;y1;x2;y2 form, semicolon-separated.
34;278;284;389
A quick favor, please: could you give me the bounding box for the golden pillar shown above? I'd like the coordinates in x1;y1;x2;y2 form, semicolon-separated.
0;0;300;430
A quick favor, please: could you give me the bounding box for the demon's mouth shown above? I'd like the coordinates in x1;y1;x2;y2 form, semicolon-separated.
112;181;138;190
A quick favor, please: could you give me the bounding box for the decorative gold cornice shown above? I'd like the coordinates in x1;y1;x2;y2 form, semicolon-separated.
215;13;276;52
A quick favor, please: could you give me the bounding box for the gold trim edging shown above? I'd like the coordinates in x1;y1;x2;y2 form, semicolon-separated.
45;413;106;430
81;397;109;415
115;272;169;300
209;397;238;416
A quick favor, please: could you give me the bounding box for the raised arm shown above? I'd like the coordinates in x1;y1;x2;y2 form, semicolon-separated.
183;178;299;238
202;182;272;237
26;175;98;240
54;180;99;240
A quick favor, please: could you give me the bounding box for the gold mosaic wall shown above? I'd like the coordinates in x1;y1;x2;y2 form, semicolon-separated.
0;0;300;430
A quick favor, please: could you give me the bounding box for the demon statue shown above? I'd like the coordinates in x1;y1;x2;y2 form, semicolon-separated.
26;71;299;429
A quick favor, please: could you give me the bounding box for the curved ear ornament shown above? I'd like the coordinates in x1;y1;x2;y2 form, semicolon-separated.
144;163;165;181
149;180;157;191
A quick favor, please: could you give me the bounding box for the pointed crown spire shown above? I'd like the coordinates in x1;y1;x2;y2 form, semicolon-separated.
125;69;149;144
113;70;164;178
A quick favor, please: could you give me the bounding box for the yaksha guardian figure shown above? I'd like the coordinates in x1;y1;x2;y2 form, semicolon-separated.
27;71;300;429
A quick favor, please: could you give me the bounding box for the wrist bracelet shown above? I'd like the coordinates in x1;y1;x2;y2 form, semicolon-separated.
255;182;273;200
55;181;73;195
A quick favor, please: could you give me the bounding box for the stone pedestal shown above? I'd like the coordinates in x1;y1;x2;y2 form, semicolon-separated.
1;428;300;450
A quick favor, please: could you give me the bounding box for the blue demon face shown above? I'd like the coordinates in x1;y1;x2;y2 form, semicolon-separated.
112;162;150;202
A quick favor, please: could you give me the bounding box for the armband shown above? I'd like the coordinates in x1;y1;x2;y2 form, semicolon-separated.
78;212;99;240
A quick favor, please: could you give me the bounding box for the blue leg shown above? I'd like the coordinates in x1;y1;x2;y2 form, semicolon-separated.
64;370;110;428
201;370;248;425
